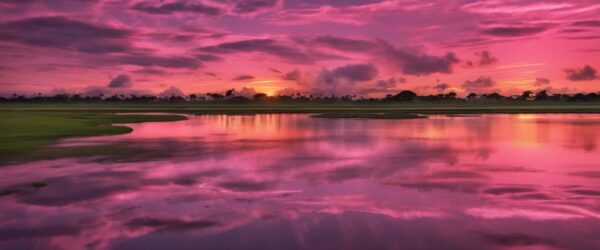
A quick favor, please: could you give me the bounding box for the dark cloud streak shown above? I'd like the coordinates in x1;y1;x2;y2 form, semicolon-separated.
482;25;550;37
310;35;379;52
116;54;202;69
126;217;220;232
131;1;223;16
233;0;278;14
199;39;315;64
572;20;600;27
0;16;135;54
232;75;255;81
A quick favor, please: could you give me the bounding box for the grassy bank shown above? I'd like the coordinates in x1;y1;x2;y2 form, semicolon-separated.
0;112;186;164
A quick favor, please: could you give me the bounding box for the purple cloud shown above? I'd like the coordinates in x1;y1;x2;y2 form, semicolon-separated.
306;36;459;76
269;0;433;25
199;39;314;64
533;78;550;86
282;69;301;81
233;75;255;81
475;51;498;66
375;78;397;89
354;77;400;95
268;68;282;73
126;217;219;232
433;83;450;91
131;1;223;16
565;65;597;81
367;40;462;76
312;63;379;95
572;20;600;27
233;0;279;14
116;54;202;69
0;0;37;5
482;25;550;37
196;54;222;62
0;16;135;54
217;179;276;192
389;49;460;76
308;64;379;95
309;35;379;52
462;76;495;91
108;74;133;88
131;67;169;76
330;63;378;81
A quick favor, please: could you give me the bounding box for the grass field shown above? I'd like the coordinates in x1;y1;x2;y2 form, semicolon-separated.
0;111;186;164
2;101;600;164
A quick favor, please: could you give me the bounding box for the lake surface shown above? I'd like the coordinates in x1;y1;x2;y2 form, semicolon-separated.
1;114;600;249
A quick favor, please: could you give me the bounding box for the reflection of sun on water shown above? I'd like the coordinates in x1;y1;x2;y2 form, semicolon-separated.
512;115;541;148
516;114;538;120
422;126;444;140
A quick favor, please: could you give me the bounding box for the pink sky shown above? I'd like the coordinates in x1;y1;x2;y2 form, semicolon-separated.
0;0;599;97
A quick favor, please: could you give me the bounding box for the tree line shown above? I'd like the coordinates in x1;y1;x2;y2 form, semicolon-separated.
2;90;600;103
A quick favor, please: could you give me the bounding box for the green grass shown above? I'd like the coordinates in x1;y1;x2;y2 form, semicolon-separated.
0;112;186;164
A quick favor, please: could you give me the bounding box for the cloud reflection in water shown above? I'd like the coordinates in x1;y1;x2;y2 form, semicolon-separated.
1;114;600;249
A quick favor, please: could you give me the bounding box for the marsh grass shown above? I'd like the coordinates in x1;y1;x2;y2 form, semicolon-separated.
0;112;186;164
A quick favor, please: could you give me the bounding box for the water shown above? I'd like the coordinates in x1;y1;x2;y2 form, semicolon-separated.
1;114;600;249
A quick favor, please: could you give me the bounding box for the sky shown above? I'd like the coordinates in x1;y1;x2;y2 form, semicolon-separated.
0;0;599;97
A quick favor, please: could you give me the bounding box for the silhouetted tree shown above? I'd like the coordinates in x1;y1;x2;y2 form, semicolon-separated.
253;93;268;101
586;93;598;101
386;90;417;102
6;89;600;104
446;92;457;99
569;93;587;102
482;93;504;100
535;90;549;101
225;89;234;97
207;93;224;101
467;93;477;100
227;96;250;102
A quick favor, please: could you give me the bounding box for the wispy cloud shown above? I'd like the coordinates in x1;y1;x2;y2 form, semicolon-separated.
268;0;434;25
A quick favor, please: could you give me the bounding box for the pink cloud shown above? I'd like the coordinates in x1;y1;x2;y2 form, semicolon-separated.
466;207;585;221
268;0;434;25
1;0;600;96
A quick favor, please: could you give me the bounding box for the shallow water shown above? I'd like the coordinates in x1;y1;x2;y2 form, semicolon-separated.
1;114;600;249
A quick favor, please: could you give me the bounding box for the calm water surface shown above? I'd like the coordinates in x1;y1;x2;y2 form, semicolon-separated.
1;114;600;249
